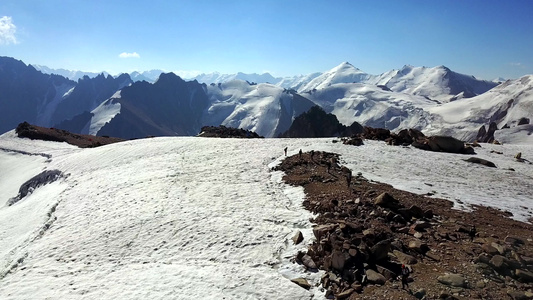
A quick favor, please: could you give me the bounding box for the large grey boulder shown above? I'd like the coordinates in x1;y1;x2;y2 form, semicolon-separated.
437;273;466;287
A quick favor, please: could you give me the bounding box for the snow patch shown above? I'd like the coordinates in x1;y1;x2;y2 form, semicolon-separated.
88;99;122;135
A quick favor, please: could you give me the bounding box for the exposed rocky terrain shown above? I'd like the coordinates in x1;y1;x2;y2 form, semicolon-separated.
279;106;364;138
197;125;263;138
15;122;124;148
276;150;533;299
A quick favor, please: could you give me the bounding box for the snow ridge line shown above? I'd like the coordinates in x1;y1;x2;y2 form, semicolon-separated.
0;147;52;159
0;200;60;280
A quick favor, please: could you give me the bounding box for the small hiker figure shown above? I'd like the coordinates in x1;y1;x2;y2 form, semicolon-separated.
284;147;288;156
469;225;477;241
400;264;410;290
298;149;302;159
310;150;315;160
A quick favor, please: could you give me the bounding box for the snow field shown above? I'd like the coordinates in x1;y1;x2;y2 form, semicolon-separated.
0;133;532;299
0;136;323;299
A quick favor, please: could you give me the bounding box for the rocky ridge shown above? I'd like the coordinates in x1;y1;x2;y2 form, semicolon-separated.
16;122;124;148
276;150;533;299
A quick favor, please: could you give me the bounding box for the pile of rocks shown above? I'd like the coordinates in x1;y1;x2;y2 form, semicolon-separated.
357;126;476;155
276;151;533;299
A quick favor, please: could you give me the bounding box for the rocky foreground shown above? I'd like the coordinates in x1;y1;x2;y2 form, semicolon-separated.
275;151;533;300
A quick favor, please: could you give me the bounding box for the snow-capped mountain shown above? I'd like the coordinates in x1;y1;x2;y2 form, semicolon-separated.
370;65;498;103
296;62;372;92
50;73;132;128
191;72;280;85
1;131;532;299
301;83;435;130
78;79;315;138
426;75;533;143
2;55;533;143
32;64;110;81
0;57;77;134
203;81;316;137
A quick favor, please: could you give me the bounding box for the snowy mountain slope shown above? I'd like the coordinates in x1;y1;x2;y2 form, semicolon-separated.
95;73;209;139
191;72;324;91
192;72;280;85
301;83;436;130
32;65;110;81
297;62;372;93
426;75;533;141
372;65;498;103
1;133;532;299
204;81;316;137
0;57;77;133
275;72;322;90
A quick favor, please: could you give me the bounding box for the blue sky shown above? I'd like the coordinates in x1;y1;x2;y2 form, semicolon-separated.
1;0;532;80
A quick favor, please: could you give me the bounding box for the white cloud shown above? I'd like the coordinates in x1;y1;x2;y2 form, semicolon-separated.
119;52;140;58
509;62;525;68
0;16;18;45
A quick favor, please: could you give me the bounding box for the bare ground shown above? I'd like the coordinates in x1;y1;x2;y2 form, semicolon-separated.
276;151;533;300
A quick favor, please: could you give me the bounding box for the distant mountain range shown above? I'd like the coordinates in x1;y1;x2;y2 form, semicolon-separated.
1;56;532;143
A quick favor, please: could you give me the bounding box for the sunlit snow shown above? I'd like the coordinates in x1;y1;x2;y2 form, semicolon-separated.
0;132;532;299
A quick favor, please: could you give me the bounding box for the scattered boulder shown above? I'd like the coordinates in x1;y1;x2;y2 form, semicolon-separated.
302;254;317;270
291;278;311;290
313;224;336;240
393;250;418;265
370;240;391;261
335;288;354;299
292;231;304;245
515;269;533;283
342;136;364;146
426;136;465;153
365;269;387;285
505;236;525;247
360;127;392;141
408;239;429;253
464;157;497;168
374;192;398;209
517;117;530;126
437;273;466;287
331;250;347;271
414;288;427;299
507;290;533;300
489;255;510;272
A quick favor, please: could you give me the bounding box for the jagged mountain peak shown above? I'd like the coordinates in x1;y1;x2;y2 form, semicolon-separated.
331;61;361;72
154;72;184;85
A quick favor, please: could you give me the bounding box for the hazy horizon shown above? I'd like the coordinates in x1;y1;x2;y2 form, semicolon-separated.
1;0;532;80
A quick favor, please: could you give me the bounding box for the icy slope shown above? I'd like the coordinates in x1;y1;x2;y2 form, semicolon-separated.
426;75;533;141
373;65;497;103
301;83;436;130
204;81;315;137
297;62;371;92
0;134;321;299
0;133;532;299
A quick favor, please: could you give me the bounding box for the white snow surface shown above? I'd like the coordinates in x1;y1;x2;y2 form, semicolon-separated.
297;62;371;93
1;132;533;299
426;75;533;140
302;83;435;130
204;81;310;137
87;97;122;135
